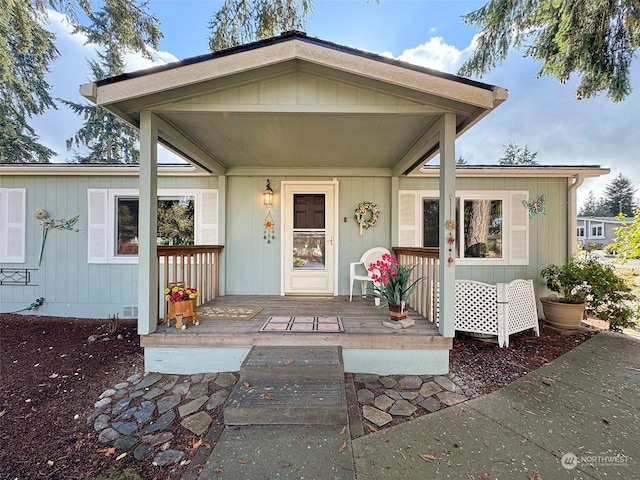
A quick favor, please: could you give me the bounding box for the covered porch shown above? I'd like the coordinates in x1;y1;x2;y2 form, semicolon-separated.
81;31;509;375
141;295;451;375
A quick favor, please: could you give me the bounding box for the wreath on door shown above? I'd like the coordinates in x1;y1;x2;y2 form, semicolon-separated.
354;201;379;235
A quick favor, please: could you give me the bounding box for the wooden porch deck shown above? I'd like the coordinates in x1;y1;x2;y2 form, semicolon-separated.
141;296;451;351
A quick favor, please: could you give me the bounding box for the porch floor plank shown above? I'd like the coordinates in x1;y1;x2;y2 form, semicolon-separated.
142;296;451;351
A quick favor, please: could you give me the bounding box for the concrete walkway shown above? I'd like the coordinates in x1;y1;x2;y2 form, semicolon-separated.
185;331;639;479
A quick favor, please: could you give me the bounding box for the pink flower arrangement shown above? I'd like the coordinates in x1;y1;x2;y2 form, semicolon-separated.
164;284;200;303
367;253;422;306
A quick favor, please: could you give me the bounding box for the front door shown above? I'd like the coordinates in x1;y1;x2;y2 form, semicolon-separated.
282;182;337;295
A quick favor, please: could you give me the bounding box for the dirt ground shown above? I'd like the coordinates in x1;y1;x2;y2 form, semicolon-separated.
0;314;598;480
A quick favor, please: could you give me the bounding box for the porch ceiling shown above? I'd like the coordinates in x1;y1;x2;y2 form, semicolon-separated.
82;32;508;175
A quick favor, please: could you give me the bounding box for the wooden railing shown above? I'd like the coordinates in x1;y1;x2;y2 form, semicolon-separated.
157;245;224;317
393;247;440;325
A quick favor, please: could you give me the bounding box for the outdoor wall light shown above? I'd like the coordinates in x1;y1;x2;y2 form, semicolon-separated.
263;179;274;206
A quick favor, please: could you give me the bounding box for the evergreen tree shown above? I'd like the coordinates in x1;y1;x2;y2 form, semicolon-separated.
602;173;637;216
579;191;608;216
62;61;140;163
208;0;312;51
1;0;161;163
62;0;161;163
459;0;640;101
497;142;538;166
0;0;58;162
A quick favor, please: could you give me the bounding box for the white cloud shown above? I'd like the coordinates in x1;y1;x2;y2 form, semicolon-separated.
393;36;468;73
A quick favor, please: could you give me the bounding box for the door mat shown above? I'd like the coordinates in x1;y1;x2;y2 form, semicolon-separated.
259;316;344;332
196;306;263;320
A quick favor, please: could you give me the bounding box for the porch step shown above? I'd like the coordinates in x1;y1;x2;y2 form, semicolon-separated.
224;346;347;426
240;346;344;380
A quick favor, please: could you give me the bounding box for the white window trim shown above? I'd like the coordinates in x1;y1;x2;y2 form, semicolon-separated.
88;188;218;265
590;222;605;239
400;189;529;266
457;191;508;266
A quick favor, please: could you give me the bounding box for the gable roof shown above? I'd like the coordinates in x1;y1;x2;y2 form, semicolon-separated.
81;31;508;176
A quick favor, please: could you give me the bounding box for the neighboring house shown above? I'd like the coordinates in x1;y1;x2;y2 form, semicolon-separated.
577;216;629;249
0;31;609;374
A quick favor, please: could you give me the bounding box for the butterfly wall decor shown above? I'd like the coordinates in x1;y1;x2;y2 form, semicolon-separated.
523;195;546;217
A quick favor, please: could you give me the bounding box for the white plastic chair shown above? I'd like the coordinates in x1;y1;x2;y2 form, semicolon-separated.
349;247;391;306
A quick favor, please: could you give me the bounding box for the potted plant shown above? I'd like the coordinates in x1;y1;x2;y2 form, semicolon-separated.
540;253;637;331
164;282;200;329
367;253;423;321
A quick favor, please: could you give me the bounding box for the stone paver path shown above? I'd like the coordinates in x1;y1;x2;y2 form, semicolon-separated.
87;371;237;468
351;372;478;430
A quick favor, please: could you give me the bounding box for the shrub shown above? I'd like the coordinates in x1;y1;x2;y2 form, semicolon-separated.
541;252;638;332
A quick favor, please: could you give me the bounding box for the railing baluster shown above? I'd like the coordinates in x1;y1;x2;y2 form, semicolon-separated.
393;247;439;325
156;245;224;323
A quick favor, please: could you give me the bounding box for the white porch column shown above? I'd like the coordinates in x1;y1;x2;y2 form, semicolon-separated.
438;113;456;337
138;111;159;335
218;175;227;296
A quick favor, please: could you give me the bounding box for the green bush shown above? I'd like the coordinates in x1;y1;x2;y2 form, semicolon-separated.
541;252;638;332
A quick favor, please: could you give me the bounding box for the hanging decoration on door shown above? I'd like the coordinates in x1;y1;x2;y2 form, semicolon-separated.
263;212;275;243
354;201;379;236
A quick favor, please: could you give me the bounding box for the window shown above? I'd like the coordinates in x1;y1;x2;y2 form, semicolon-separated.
116;196;195;255
462;198;503;259
88;189;217;264
400;190;528;265
577;225;585;238
590;223;604;238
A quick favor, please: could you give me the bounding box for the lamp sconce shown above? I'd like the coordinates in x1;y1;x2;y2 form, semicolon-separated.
263;179;274;206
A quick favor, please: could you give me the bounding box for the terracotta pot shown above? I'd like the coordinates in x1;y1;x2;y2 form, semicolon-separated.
388;303;408;321
540;297;585;330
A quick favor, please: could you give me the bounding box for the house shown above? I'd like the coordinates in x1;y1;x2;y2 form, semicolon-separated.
577;216;629;249
0;32;609;374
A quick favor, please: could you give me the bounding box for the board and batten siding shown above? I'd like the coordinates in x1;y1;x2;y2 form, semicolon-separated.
397;176;569;293
0;174;218;318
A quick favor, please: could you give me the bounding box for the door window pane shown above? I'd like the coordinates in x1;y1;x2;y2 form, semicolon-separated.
292;232;325;269
294;194;325;229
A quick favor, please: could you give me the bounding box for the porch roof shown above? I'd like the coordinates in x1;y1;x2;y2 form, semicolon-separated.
80;31;508;177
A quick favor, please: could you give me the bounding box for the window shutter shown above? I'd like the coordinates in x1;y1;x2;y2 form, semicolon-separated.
398;191;419;247
508;191;529;265
0;189;26;263
197;190;218;244
87;189;108;264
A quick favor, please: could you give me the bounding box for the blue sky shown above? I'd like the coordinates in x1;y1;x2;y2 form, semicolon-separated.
32;1;640;206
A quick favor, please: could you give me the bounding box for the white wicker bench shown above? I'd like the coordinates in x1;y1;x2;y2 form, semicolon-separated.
454;279;540;348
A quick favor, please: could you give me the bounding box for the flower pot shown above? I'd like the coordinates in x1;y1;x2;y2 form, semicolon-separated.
388;303;408;321
167;299;197;329
540;297;585;330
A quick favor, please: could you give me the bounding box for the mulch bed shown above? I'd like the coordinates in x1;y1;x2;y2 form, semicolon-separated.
0;314;597;480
